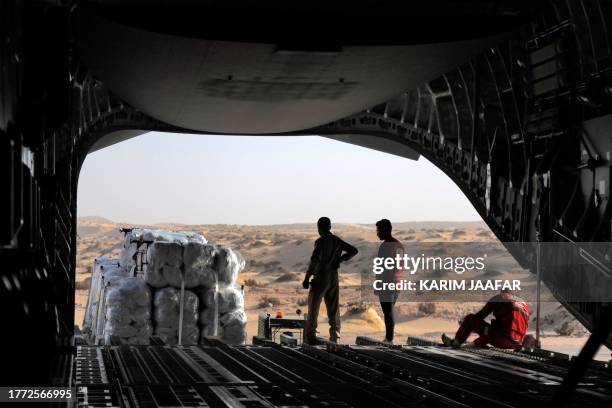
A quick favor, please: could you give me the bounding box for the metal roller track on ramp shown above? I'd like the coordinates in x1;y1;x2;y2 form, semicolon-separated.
73;340;612;407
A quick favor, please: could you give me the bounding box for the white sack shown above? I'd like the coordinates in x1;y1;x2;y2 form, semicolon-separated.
199;267;217;288
214;247;245;285
153;287;199;328
120;242;138;270
103;277;152;344
105;277;151;310
145;242;183;288
162;265;185;289
199;288;217;309
217;285;244;314
143;229;206;245
183;243;216;288
102;266;128;286
219;310;247;345
147;241;183;267
144;264;167;288
181;231;208;244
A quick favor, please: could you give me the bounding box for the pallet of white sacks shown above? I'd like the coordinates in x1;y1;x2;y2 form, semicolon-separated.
82;228;247;346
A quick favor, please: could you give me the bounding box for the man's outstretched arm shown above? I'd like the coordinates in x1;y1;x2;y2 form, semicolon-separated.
339;239;358;262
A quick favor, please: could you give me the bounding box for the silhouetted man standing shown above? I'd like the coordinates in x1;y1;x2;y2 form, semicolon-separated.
303;217;358;344
376;219;404;344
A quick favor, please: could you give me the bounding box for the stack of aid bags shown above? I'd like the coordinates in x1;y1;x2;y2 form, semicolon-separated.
99;228;248;345
132;229;247;345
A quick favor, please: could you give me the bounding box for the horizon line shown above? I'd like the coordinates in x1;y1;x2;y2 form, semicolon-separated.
77;215;486;227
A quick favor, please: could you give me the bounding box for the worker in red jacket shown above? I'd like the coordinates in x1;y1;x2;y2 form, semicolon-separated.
442;290;531;349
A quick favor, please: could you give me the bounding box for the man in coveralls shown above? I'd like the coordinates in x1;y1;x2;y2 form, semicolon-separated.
303;217;358;344
442;289;531;349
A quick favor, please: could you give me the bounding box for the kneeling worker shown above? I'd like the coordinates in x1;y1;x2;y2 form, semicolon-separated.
303;217;358;344
442;289;531;349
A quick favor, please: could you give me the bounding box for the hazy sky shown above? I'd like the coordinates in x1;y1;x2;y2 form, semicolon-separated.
77;132;480;225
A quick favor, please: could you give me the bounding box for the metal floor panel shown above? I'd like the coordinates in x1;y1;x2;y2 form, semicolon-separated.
74;343;612;407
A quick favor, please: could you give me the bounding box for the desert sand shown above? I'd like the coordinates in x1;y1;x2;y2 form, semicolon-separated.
75;216;611;361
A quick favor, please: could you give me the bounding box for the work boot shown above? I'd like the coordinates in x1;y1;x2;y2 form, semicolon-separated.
441;333;459;348
382;338;393;345
304;337;317;346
